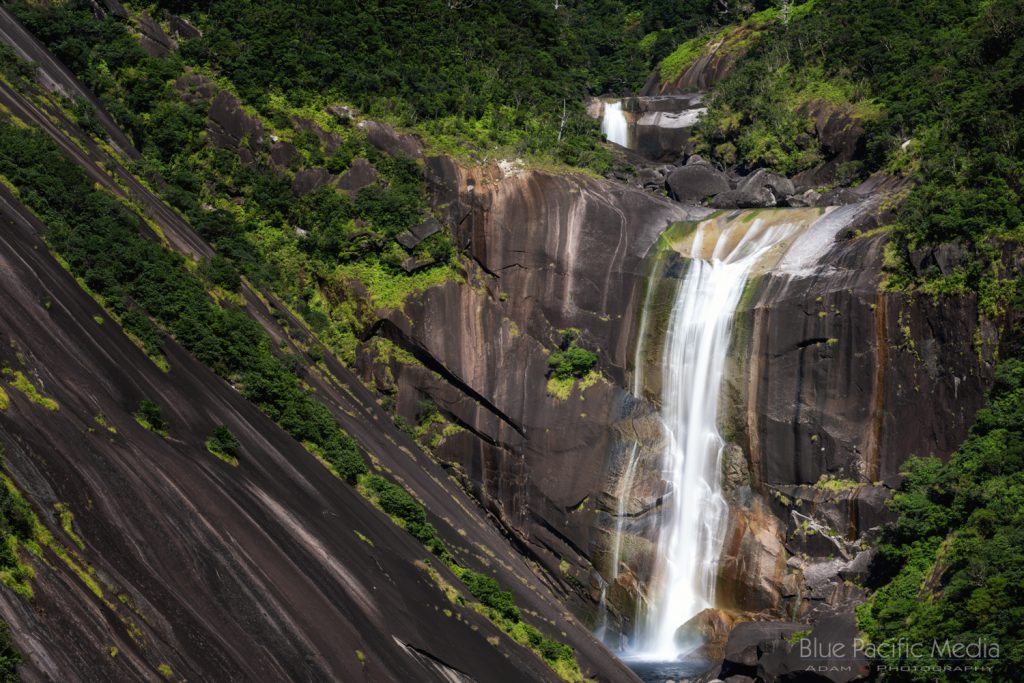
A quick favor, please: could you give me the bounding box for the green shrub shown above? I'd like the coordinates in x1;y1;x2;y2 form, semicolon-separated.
70;97;104;138
135;399;168;434
0;486;35;542
202;255;242;292
0;621;21;682
207;425;240;460
458;569;520;622
547;345;598;380
361;474;450;562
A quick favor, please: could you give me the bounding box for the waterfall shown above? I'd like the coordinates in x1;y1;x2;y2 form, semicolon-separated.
601;100;631;148
631;214;809;661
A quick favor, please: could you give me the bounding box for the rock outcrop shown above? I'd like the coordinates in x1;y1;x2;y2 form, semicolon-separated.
206;90;265;162
136;13;175;56
665;162;731;202
0;187;596;683
336;157;379;195
354;162;706;622
731;210;992;488
385;164;994;650
706;612;870;683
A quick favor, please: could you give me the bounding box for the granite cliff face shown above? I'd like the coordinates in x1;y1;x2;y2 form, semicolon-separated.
358;161;705;601
373;165;997;648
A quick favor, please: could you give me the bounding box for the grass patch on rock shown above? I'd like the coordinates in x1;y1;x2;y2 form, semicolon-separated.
2;369;58;411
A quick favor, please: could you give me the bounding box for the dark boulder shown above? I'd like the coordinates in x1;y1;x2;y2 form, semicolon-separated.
292;168;333;196
137;14;175;56
806;102;864;165
910;242;970;277
711;186;776;209
739;169;796;201
838;548;875;585
665;164;730;203
635;167;663;189
396;218;441;251
269;142;298;169
291;116;343;154
401;256;436;273
100;0;129;19
206;91;265;154
785;189;822;208
174;74;216;104
336;158;379;195
790;101;867;187
757;613;869;683
359;120;423;159
715;615;868;683
168;14;201;39
720;621;804;678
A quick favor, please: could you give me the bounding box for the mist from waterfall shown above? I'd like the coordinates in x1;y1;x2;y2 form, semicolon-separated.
601;100;631;148
630;216;807;661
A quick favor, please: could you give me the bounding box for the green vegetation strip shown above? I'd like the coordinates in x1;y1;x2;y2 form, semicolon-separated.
363;473;582;681
858;360;1024;678
0;119;368;483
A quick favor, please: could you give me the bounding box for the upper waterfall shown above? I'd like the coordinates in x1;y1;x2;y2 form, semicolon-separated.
601;100;631;148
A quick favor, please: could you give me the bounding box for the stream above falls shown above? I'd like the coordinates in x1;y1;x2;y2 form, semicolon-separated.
598;95;707;160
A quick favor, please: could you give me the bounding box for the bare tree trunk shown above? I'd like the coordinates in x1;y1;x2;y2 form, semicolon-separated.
557;99;567;143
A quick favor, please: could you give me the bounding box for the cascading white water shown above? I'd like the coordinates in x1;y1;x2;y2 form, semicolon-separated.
601;100;631;148
633;216;807;661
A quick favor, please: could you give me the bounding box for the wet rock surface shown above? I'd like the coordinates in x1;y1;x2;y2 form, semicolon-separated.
733;225;991;488
698;612;868;683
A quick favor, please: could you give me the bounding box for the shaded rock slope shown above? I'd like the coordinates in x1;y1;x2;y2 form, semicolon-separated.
0;9;639;682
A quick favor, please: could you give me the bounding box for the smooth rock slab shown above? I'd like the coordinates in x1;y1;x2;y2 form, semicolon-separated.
665;164;730;203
